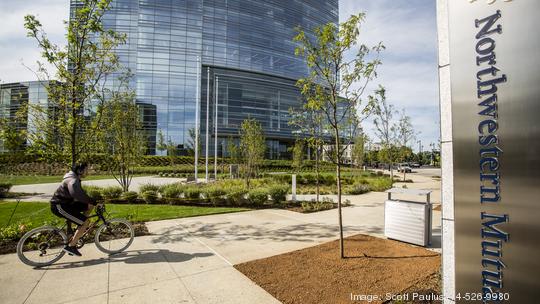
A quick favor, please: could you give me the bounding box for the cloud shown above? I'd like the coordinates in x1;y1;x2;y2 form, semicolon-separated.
0;0;69;83
0;0;440;150
340;0;440;150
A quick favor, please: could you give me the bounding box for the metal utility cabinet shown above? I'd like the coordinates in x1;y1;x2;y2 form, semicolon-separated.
384;188;432;247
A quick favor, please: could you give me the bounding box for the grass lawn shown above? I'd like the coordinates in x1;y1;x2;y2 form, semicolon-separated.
0;201;249;228
0;174;150;186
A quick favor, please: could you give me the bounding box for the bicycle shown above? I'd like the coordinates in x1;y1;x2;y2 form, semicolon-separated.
16;204;134;267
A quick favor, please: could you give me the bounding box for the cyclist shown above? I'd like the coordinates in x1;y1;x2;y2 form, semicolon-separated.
50;163;99;256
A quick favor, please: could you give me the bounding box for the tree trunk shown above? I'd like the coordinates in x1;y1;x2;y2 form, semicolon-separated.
334;128;344;259
315;145;320;203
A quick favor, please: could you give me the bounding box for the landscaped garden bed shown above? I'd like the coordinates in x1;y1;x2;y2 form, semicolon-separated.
0;201;249;255
235;234;441;304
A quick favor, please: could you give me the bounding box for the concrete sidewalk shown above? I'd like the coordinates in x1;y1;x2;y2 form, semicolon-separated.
1;171;441;303
0;194;441;304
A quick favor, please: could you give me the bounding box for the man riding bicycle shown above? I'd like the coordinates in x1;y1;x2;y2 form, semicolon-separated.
50;163;99;257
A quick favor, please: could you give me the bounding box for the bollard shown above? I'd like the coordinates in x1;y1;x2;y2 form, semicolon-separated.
292;174;296;202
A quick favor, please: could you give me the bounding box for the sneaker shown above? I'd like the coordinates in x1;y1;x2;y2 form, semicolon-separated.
63;246;82;256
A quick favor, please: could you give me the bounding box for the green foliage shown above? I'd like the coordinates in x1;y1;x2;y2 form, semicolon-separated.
83;185;103;201
226;184;248;206
294;13;384;257
0;224;30;242
160;184;184;201
0;182;13;197
23;0;127;166
352;134;367;167
99;86;146;192
121;191;139;203
183;187;201;200
204;186;227;204
291;139;305;172
239;119;266;188
347;184;371;195
248;188;269;206
368;177;393;192
0;105;27;153
301;198;334;213
139;183;160;193
141;190;159;204
268;184;289;203
101;186;123;200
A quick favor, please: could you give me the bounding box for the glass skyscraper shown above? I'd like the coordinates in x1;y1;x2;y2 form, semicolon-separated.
0;81;52;153
95;0;338;158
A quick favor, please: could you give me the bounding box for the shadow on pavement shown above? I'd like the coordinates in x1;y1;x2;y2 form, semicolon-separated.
45;249;213;270
151;221;384;244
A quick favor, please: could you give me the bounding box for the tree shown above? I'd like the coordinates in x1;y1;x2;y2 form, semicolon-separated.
373;87;398;179
24;0;126;167
156;129;177;165
99;86;145;192
227;136;241;164
294;13;384;258
351;133;367;171
289;107;325;203
186;127;201;157
395;110;416;180
239;119;265;188
291;139;305;173
0;110;27;154
156;129;166;154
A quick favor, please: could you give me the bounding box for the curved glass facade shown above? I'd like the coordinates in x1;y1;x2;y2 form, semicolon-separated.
99;0;338;157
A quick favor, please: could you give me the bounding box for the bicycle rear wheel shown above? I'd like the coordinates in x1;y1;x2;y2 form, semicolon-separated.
94;219;134;254
17;226;68;267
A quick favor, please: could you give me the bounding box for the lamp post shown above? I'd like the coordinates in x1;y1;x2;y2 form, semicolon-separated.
205;67;210;182
194;56;200;182
214;76;219;180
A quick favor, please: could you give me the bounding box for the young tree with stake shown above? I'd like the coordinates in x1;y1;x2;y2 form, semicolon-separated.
294;13;384;258
24;0;126;167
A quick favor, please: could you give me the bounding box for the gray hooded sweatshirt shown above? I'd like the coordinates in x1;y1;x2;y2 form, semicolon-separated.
50;171;94;205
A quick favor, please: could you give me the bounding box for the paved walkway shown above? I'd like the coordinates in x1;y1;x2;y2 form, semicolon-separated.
1;170;442;304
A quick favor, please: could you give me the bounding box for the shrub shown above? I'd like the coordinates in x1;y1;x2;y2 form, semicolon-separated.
369;177;393;192
141;190;159;204
83;185;103;201
183;187;201;200
347;184;371;195
160;184;184;200
248;188;268;206
121;191;139;203
301;197;334;212
376;171;383;176
0;182;12;197
101;186;123;200
227;185;248;206
205;186;227;204
0;224;30;242
268;184;288;203
139;183;160;193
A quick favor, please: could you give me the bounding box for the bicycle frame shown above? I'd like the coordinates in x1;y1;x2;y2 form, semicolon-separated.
62;205;110;243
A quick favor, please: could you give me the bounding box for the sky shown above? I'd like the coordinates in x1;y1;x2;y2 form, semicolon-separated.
0;0;440;151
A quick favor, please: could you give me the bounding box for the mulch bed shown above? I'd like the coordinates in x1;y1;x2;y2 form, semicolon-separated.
235;234;441;304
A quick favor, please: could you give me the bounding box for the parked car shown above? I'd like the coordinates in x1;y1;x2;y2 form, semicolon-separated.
397;163;412;173
410;162;421;168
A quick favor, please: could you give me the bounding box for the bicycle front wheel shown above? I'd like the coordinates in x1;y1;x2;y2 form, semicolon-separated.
17;226;68;267
94;219;134;254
